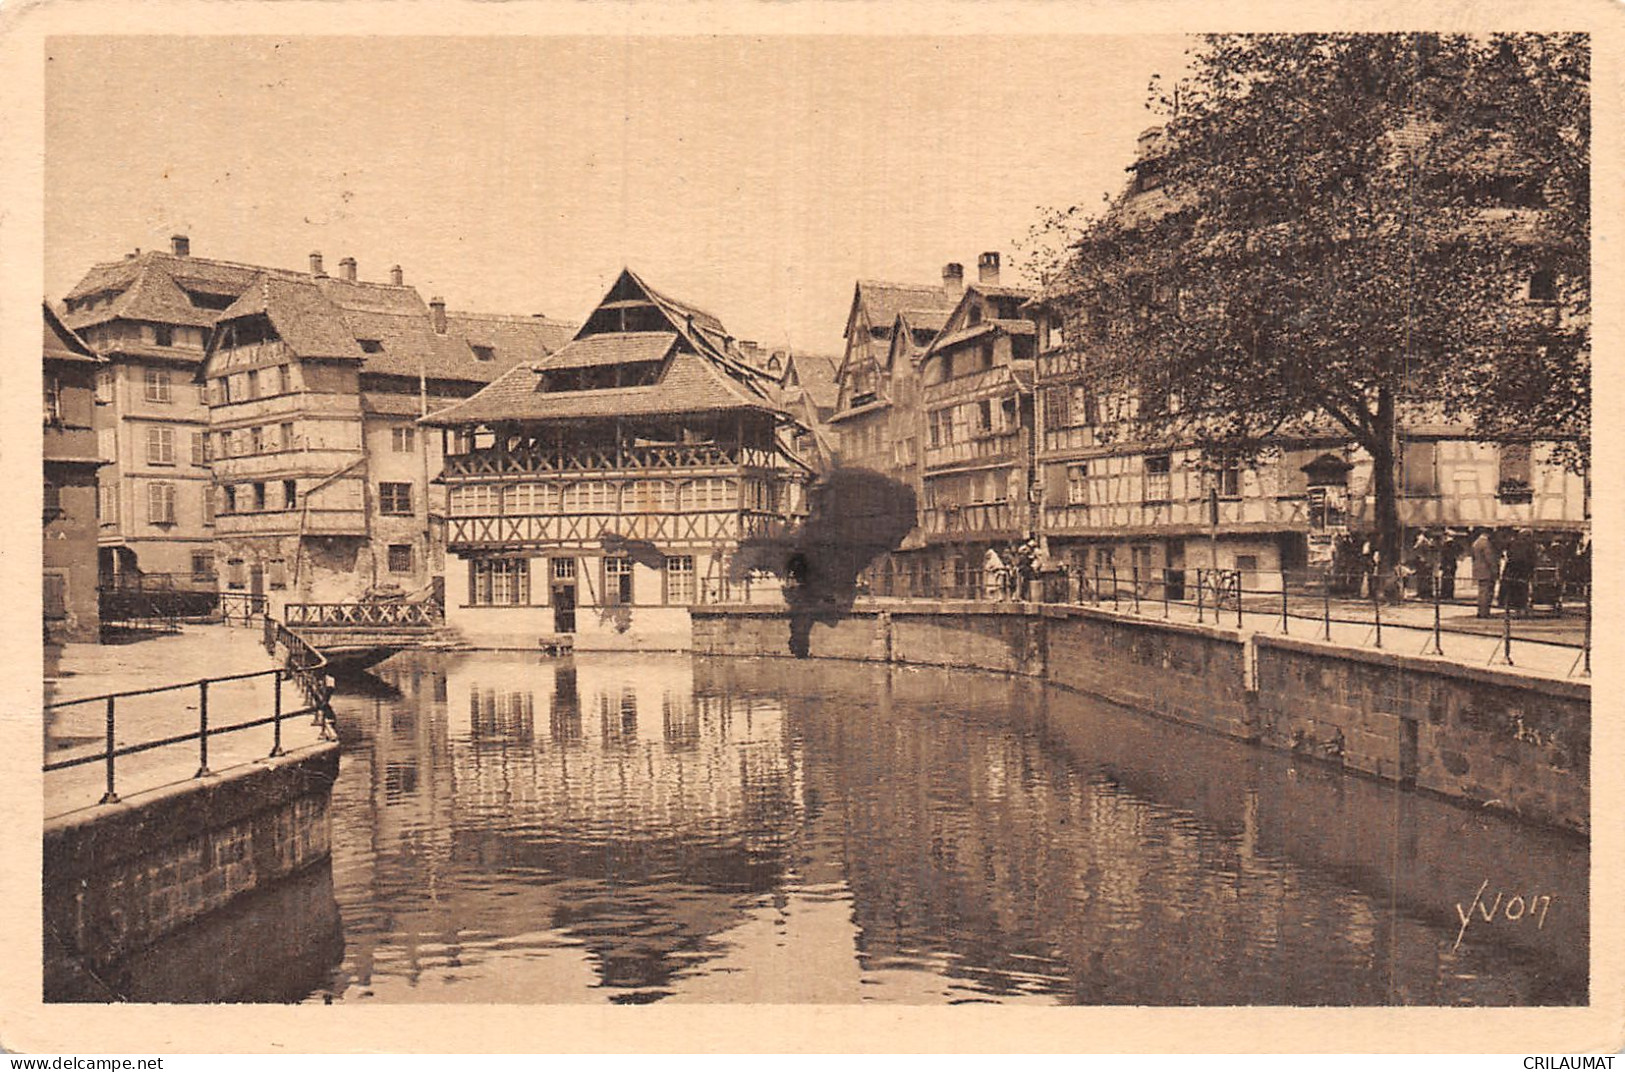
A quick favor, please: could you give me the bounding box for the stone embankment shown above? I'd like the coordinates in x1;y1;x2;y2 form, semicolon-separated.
692;601;1589;834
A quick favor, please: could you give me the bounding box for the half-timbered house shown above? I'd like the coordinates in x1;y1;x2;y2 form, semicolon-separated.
202;256;573;613
915;253;1038;593
421;268;811;650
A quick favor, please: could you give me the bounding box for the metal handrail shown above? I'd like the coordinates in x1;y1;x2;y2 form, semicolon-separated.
44;616;335;807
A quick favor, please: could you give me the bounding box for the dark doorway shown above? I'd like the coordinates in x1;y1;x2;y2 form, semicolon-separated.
552;583;576;634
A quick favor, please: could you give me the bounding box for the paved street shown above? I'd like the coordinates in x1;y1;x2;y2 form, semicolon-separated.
44;623;328;819
1069;593;1589;680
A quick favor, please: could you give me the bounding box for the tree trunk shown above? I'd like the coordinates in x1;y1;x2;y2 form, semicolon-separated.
1369;386;1404;604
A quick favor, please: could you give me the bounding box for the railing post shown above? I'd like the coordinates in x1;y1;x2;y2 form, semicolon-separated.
1131;565;1140;614
1584;585;1592;677
99;696;119;805
1323;577;1332;642
1094;562;1101;605
269;670;285;758
1163;568;1170;618
1424;564;1444;656
1111;564;1119;610
1280;574;1289;634
1196;568;1205;623
1373;586;1383;649
1502;602;1515;666
1236;573;1243;631
195;680;212;778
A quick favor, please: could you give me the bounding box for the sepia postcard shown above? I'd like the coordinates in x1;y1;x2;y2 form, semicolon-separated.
2;0;1622;1055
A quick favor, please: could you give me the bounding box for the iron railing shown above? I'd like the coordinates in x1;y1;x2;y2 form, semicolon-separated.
861;563;1590;678
45;616;333;808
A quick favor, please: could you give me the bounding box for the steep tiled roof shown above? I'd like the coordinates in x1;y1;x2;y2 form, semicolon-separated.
43;302;99;363
930;318;1035;354
62;250;318;331
536;332;678;372
848;280;957;339
899;307;951;334
212;274;558;386
449;312;578;365
219;276;365;359
422;349;780;426
782;352;840;411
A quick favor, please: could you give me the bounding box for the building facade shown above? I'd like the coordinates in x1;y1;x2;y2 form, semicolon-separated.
826;269;961;591
1031;124;1590;598
201;256;575;615
423;268;810;650
43;303;106;643
60;236;233;589
915;254;1038;593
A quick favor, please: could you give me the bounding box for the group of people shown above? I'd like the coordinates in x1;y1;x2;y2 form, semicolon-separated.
1331;527;1587;617
981;539;1042;601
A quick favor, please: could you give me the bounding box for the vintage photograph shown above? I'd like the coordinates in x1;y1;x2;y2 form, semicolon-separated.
35;27;1591;1018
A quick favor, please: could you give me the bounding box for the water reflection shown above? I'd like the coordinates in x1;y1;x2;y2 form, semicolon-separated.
311;652;1585;1006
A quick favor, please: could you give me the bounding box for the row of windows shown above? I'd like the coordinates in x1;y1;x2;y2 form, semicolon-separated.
210;365;295;405
1052;445;1537;508
220;480;300;515
92;481;199;527
220;545;417;591
210;423;409;459
448;478;743;517
927;397;1020;448
468;555;696;607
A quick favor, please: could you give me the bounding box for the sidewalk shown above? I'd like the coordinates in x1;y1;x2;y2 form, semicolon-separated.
1083;593;1589;681
44;623;328;819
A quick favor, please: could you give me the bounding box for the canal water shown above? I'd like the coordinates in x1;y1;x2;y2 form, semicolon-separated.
156;650;1592;1004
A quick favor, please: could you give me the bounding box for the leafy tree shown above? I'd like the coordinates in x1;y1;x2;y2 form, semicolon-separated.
1038;33;1588;593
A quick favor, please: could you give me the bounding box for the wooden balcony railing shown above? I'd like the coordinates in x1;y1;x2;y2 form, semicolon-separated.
919;502;1017;539
283;601;442;629
923;431;1023;470
448;509;749;547
444;443;780;478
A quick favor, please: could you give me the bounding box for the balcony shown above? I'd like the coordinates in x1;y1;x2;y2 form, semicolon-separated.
448;509;737;548
215;507;367;537
920;502;1017;542
923;365;1020;405
1042;495;1311;535
923;430;1023;471
443;443;780;479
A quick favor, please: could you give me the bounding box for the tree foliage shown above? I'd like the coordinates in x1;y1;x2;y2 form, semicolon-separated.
1038;33;1589;578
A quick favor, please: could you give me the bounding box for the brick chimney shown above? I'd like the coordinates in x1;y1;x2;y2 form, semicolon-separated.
309;251;326;277
429;296;447;334
978;251;1001;285
170;234;190;257
389;265;404;286
339;257;357;282
942;262;964;300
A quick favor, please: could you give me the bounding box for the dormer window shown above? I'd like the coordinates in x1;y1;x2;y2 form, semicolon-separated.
154;325;174;347
358;338;385;354
967;306;982;326
472;345;495;362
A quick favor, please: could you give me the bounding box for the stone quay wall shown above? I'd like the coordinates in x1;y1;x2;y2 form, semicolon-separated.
44;741;341;1001
690;601;1589;833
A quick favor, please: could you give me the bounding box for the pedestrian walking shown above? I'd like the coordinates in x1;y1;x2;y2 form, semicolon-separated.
1471;529;1499;618
983;548;1006;602
1501;528;1537;614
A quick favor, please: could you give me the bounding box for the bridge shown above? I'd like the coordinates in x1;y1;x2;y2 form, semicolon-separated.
281;601;465;671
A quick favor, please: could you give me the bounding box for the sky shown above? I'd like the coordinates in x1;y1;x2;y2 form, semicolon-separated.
45;35;1193;356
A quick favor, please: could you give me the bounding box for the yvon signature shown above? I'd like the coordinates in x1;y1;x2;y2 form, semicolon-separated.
1454;879;1553;952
